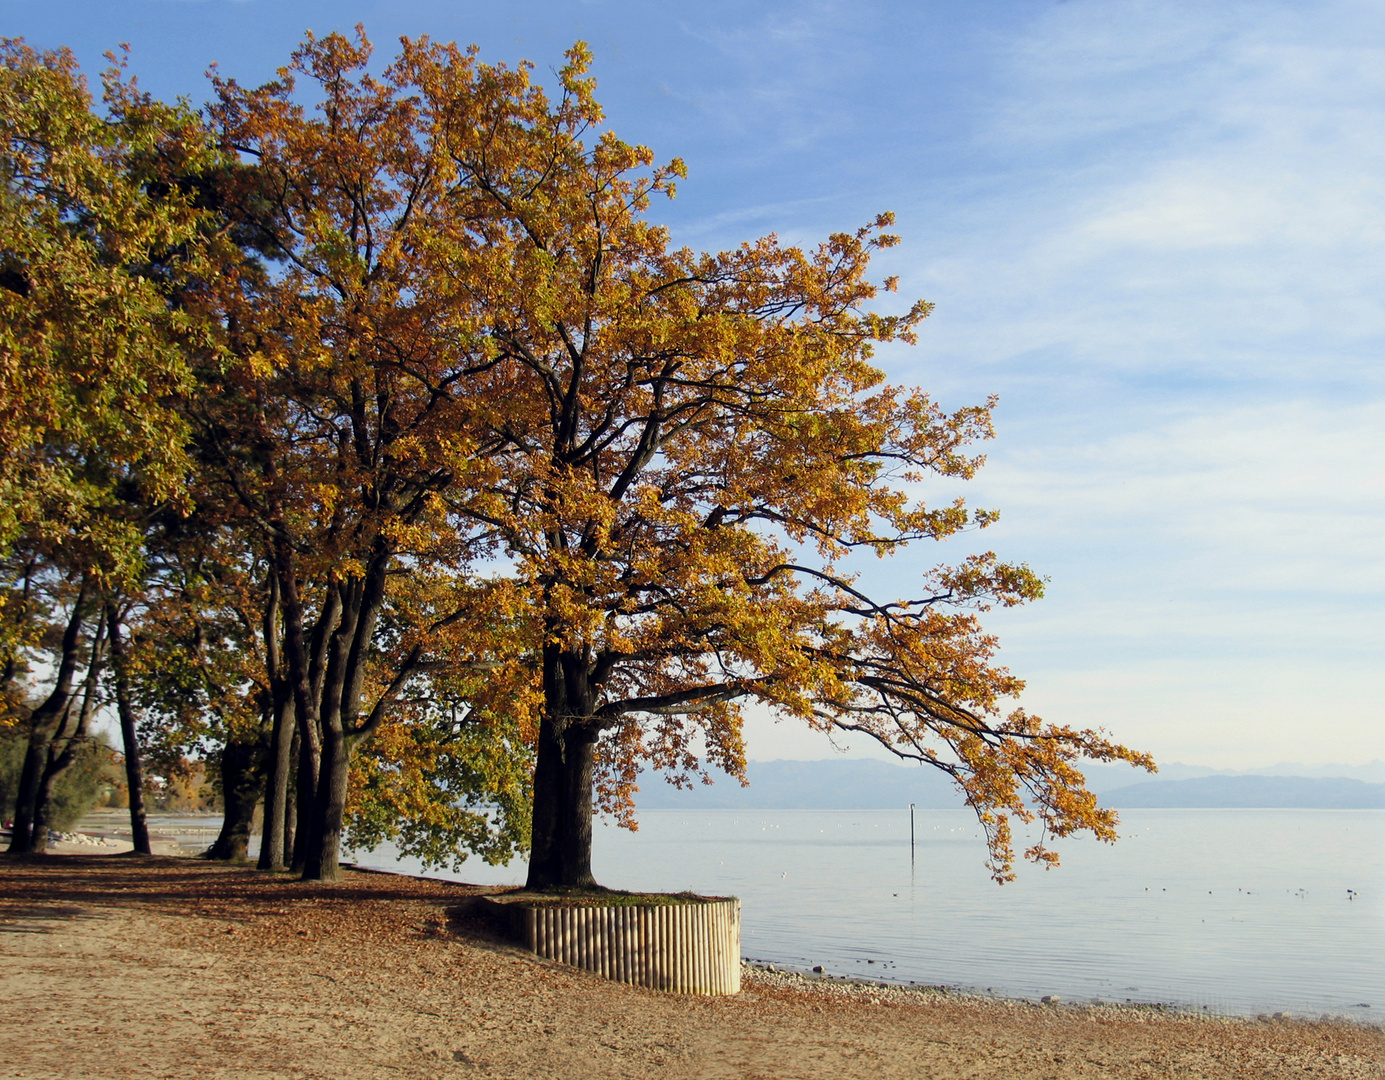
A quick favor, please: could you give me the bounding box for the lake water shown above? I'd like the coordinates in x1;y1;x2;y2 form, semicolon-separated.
343;808;1384;1021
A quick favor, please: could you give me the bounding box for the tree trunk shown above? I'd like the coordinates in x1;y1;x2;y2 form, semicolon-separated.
526;644;600;890
258;572;293;870
31;701;82;841
283;724;299;866
299;558;387;883
206;736;264;861
301;719;349;881
257;692;293;869
270;536;321;876
289;710;317;873
0;555;39;708
107;607;151;854
8;582;92;854
32;621;105;839
299;581;357;883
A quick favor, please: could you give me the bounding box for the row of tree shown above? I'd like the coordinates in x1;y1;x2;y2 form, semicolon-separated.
1;30;1151;888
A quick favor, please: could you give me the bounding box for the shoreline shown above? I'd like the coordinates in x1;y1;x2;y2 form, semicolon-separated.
19;831;1381;1029
2;854;1381;1078
739;962;1358;1028
346;859;1382;1028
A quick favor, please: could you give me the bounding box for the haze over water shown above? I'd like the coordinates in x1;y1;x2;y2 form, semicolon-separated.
347;808;1384;1021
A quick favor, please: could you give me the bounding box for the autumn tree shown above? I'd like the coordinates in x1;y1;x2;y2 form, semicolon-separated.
372;39;1154;888
188;30;541;880
0;40;218;852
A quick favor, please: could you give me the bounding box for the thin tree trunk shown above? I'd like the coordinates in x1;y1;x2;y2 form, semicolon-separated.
270;534;321;875
0;554;39;707
258;573;293;871
289;711;317;873
33;617;107;839
282;724;298;864
106;605;150;855
257;694;293;869
8;581;92;854
31;701;82;841
526;644;600;890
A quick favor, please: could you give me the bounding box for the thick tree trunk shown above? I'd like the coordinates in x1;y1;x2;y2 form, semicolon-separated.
299;559;387;884
526;717;599;889
299;599;355;882
8;583;92;854
11;730;56;853
526;644;601;890
301;720;350;881
206;737;264;861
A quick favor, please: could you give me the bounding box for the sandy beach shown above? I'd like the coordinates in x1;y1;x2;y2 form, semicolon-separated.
0;854;1380;1080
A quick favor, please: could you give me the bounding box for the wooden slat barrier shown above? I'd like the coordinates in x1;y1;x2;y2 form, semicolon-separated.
482;898;741;995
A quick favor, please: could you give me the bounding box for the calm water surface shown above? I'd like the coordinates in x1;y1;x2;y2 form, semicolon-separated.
344;808;1383;1020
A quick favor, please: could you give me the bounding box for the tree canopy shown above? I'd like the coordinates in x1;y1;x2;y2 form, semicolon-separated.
0;39;221;852
1;29;1152;883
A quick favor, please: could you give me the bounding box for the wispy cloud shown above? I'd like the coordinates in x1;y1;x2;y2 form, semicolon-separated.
852;1;1385;768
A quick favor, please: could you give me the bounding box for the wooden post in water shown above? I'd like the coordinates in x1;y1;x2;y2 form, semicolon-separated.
909;802;915;863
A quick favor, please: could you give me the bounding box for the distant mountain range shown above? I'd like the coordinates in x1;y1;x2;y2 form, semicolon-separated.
1096;774;1385;809
631;758;1385;811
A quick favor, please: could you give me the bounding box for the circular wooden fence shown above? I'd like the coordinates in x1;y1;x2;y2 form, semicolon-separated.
481;896;740;995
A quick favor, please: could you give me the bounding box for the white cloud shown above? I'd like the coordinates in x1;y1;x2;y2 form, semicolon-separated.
845;2;1385;770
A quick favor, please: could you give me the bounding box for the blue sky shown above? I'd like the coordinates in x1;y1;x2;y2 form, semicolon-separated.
6;1;1382;768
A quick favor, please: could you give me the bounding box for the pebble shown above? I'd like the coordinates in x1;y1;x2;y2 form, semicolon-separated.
740;964;1244;1025
46;831;120;848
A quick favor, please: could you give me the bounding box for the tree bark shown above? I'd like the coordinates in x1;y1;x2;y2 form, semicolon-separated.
206;736;264;861
289;708;318;873
31;702;82;840
300;554;388;883
106;606;150;855
8;581;92;854
257;572;293;870
526;644;600;890
270;534;321;876
283;723;299;867
302;717;350;881
257;692;293;869
297;578;355;882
